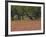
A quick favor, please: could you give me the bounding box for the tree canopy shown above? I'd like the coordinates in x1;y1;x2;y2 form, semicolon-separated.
11;5;41;20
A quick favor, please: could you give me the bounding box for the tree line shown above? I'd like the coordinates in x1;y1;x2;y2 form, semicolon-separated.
11;5;41;20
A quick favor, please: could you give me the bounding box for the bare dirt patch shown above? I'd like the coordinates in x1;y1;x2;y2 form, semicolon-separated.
11;19;41;31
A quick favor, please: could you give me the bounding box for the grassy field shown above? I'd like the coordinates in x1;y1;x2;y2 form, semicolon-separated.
11;19;41;31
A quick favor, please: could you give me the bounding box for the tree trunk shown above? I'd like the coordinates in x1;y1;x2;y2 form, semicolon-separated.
18;15;21;20
22;16;24;20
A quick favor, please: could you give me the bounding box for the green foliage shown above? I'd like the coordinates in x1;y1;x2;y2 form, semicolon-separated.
11;5;41;20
